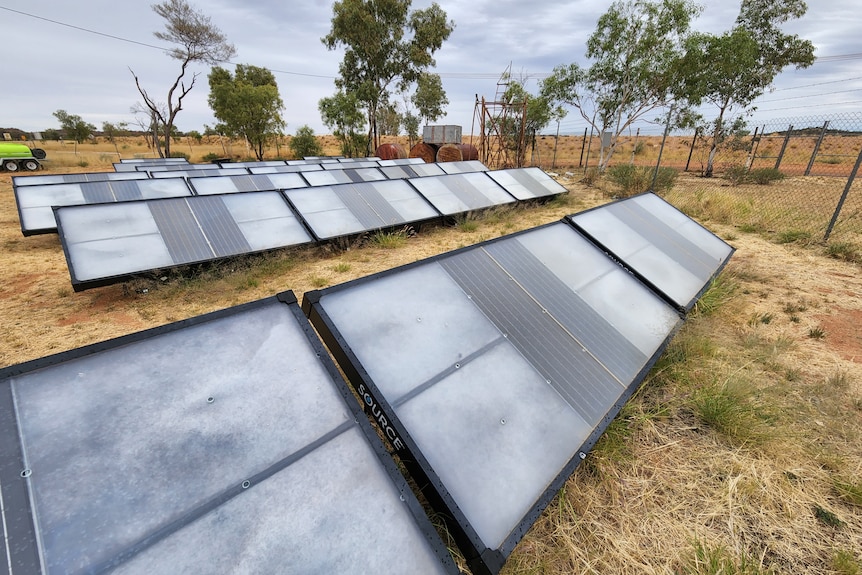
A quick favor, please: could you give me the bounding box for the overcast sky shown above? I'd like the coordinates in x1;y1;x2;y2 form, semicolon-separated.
2;0;861;137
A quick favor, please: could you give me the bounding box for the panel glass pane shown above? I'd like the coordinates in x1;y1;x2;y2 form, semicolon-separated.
569;193;734;309
438;160;488;174
486;167;568;200
313;221;683;554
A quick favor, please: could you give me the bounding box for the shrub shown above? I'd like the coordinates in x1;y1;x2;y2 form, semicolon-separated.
722;164;749;186
289;125;324;159
749;167;785;185
581;167;601;187
201;152;224;163
606;165;677;197
169;151;189;161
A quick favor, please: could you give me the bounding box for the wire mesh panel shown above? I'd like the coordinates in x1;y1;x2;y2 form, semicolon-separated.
0;294;459;575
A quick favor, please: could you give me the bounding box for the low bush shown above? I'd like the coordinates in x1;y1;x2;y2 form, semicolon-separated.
749;167;785;185
606;165;677;197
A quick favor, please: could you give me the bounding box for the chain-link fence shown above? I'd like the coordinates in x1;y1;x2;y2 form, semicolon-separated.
525;112;862;247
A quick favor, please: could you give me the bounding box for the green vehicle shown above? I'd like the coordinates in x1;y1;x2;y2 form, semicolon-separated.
0;143;46;172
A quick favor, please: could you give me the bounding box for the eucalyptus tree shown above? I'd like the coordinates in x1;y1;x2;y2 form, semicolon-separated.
682;0;815;176
131;0;235;158
412;72;448;127
541;0;700;171
52;110;96;144
322;0;454;151
208;65;285;160
319;90;368;157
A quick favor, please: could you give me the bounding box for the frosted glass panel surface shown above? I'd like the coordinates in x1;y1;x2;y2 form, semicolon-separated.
13;172;148;188
135;178;192;199
312;221;684;554
58;202;159;244
486;167;568;200
438;160;488;174
150;168;247;178
409;173;515;215
302;170;351;186
249;163;323;174
319;265;502;400
7;302;402;574
114;427;451;575
396;344;591;548
265;172;309;190
67;234;173;281
570;193;734;309
283;187;365;239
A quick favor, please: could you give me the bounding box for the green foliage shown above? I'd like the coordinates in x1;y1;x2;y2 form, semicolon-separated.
692;272;739;315
371;228;409;249
208;64;285;161
832;550;861;575
541;0;700;171
168;151;189;161
681;1;814;176
749;167;785;185
814;504;843;528
402;111;420;145
412;72;448;125
723;164;749;186
808;326;826;339
53;110;96;143
319;90;368;157
775;229;810;244
825;241;860;263
606;165;677;197
201;152;223;163
322;0;454;148
289;125;324;159
376;105;401;136
686;541;771;575
186;130;203;143
691;377;768;445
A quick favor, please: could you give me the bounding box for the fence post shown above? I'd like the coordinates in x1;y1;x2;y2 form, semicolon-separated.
824;146;862;242
774;124;793;170
746;127;760;170
684;127;699;172
652;106;674;191
805;120;830;176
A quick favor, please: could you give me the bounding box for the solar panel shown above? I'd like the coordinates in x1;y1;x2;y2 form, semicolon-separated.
438;160;489;174
301;167;387;186
337;156;381;163
188;173;307;195
303;221;685;575
283;179;440;240
323;160;381;170
15;178;193;236
377;158;426;166
215;160;288;168
150;167;250;179
114;158;189;172
407;172;517;216
12;171;149;189
0;294;459;575
55;192;312;290
136;164;229;173
248;163;324;174
379;163;446;179
486;167;568;200
568;192;735;312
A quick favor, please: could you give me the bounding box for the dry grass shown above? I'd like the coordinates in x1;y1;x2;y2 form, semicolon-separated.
1;144;861;574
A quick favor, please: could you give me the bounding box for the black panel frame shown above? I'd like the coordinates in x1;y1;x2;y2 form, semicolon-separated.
0;292;460;575
302;220;685;575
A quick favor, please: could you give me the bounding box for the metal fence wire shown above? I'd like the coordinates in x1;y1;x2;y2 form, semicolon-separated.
530;112;862;245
